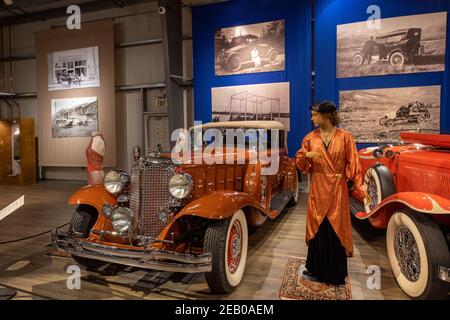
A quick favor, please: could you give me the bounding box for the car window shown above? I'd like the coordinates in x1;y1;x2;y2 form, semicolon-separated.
386;34;405;43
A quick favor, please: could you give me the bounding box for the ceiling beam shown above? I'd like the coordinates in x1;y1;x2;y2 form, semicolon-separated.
0;0;157;27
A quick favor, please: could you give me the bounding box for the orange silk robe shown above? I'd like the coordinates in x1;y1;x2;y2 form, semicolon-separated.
295;128;365;257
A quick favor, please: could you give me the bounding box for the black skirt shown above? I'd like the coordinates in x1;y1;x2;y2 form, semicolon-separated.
305;217;348;285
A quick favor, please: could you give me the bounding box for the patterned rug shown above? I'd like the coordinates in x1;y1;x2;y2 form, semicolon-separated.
279;256;352;300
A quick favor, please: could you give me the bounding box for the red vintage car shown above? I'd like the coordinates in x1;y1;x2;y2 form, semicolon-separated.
350;132;450;300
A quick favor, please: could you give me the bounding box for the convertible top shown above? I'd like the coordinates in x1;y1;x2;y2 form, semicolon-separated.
376;28;421;39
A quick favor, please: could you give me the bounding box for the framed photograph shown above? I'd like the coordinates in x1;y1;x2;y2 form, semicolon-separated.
51;97;98;138
47;46;100;91
212;82;290;130
337;12;447;78
215;20;285;76
339;86;441;143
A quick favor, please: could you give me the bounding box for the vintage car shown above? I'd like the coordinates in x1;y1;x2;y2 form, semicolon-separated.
349;132;450;299
53;121;299;293
378;102;431;127
353;28;424;67
217;34;279;72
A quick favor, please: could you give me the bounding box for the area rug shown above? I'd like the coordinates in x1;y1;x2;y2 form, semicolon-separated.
279;256;352;300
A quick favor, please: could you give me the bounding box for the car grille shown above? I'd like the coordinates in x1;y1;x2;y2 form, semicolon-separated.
130;162;174;238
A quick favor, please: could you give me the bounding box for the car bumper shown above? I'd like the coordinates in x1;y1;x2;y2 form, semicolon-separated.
438;265;450;283
52;229;212;274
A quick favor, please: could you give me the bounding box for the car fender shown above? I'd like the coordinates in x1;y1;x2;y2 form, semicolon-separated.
68;185;117;213
156;191;269;241
355;192;450;228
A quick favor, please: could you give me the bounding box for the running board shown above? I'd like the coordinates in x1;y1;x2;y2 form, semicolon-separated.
270;191;294;213
349;196;365;216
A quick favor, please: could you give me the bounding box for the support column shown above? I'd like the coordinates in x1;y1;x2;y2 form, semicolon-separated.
159;0;183;149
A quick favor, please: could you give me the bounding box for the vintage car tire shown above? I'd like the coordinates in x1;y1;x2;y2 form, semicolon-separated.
417;115;426;123
204;209;248;293
379;118;388;126
70;205;98;238
386;119;395;127
69;205;108;270
386;209;450;300
352;52;363;66
268;50;278;65
363;164;396;213
227;54;242;72
389;51;405;67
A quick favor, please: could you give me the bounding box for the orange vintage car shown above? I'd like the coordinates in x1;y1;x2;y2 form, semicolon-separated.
350;131;450;299
53;121;299;293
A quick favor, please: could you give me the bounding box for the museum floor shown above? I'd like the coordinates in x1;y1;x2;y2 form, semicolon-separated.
0;180;409;300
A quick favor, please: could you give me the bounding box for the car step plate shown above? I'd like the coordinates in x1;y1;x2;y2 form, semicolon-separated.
270;191;294;213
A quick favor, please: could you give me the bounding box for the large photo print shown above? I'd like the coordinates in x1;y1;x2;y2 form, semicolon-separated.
337;12;447;78
339;86;441;143
212;82;290;130
48;46;100;91
215;20;285;76
51;97;98;138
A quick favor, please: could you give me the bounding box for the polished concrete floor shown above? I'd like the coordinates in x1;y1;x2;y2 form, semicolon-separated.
0;180;410;300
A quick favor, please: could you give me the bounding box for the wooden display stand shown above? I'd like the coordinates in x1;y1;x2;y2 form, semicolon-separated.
0;118;36;185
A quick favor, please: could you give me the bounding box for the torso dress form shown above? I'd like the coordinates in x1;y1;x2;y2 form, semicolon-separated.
86;132;105;185
295;128;365;285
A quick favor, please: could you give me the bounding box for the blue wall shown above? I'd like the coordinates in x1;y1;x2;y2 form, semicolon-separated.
192;0;312;156
315;0;450;146
193;0;450;153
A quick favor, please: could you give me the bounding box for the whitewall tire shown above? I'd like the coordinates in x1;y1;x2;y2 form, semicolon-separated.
204;209;248;293
386;210;450;299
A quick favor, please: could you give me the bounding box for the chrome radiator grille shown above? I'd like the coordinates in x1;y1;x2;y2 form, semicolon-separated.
130;162;174;238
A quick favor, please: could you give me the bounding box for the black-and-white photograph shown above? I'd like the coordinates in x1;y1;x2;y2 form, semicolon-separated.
339;85;441;143
47;46;100;91
215;20;285;76
51;97;98;138
212;82;290;130
337;12;447;78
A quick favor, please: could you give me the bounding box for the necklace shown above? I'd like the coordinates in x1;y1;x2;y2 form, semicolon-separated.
320;128;335;144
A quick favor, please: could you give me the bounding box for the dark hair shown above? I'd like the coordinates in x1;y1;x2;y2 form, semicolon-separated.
323;110;340;126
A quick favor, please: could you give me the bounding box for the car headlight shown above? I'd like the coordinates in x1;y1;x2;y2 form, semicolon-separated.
104;170;130;195
169;173;193;199
110;207;134;233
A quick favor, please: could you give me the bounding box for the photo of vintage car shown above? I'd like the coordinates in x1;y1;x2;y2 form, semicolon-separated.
349;131;450;299
352;28;424;67
53;121;299;294
378;102;431;127
216;34;280;73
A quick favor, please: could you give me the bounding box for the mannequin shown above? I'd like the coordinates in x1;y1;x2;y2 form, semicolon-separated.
86;131;105;185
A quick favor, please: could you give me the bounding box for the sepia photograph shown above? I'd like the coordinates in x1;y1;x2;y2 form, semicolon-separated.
51;97;98;138
215;20;285;76
337;12;447;78
339;85;441;143
47;46;100;91
212;82;290;130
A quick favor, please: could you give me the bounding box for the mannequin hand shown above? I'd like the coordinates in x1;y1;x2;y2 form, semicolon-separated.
306;151;322;160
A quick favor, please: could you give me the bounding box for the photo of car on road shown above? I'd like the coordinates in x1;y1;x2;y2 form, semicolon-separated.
337;11;446;78
339;85;441;143
215;20;285;76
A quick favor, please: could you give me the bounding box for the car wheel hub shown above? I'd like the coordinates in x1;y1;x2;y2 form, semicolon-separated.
395;226;421;282
227;221;242;274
